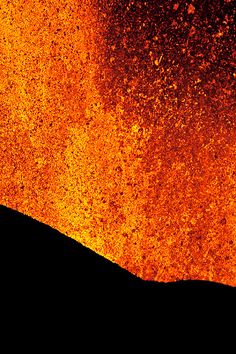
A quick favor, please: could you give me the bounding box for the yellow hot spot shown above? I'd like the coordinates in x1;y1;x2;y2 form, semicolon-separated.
131;124;140;133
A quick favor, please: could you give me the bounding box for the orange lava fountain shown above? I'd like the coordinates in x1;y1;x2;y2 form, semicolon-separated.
0;0;235;285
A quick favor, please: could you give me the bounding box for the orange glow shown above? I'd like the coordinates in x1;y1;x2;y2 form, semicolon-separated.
0;0;235;286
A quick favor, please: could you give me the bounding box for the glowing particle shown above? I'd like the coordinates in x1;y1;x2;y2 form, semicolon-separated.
131;124;140;133
173;3;179;11
188;4;195;14
154;54;163;66
215;32;224;38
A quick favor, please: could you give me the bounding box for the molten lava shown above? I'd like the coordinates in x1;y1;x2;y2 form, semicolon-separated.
0;0;235;285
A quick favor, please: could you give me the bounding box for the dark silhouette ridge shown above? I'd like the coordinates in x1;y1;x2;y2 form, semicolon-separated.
0;205;234;300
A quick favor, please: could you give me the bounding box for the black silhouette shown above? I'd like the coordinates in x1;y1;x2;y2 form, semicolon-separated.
1;205;233;302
